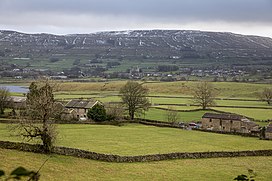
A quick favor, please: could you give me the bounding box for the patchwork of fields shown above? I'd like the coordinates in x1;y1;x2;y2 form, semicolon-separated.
47;81;272;121
1;81;272;180
56;81;272;97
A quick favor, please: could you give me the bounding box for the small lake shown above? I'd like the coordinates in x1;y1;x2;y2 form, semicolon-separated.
0;85;29;93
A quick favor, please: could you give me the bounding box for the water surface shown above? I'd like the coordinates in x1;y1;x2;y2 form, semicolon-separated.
0;85;29;93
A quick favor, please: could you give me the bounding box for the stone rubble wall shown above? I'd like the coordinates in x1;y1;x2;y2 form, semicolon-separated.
1;141;272;163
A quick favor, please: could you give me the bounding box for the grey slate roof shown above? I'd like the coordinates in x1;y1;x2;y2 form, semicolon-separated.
65;99;99;109
202;113;244;120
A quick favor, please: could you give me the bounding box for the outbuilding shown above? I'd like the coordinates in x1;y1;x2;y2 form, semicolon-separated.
201;113;258;133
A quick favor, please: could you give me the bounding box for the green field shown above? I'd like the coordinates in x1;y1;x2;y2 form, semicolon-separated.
54;90;272;121
146;106;272;122
213;107;272;121
2;80;272;121
52;80;272;121
56;81;272;98
6;57;89;72
215;99;271;108
141;108;215;122
1;112;272;181
1;149;272;181
1;124;271;156
2;80;272;99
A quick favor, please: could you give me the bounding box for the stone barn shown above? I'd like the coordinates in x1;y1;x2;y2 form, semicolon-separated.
201;113;258;133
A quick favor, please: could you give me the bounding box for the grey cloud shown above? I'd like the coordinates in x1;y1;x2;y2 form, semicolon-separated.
0;0;272;23
1;0;272;37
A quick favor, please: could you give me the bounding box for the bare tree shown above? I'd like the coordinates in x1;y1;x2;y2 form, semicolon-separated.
258;88;272;105
105;103;124;120
165;106;179;124
0;87;10;115
119;81;150;120
15;79;58;153
193;81;216;110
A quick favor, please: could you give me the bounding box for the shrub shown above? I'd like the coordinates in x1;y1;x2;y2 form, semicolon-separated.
0;167;40;181
87;104;107;122
105;103;124;121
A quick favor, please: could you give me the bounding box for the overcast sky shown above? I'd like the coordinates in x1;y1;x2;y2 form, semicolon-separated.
1;0;272;37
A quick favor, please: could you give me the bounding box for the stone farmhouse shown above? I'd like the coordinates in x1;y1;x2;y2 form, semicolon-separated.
201;113;258;134
265;123;272;140
65;99;101;119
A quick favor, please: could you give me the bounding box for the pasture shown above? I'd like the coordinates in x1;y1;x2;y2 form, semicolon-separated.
141;108;215;122
51;81;272;121
1;79;272;181
1;149;272;181
2;80;272;123
54;92;272;121
56;81;272;98
213;107;272;121
1;124;271;156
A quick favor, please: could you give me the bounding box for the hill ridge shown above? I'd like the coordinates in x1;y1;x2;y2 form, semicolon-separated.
1;29;272;57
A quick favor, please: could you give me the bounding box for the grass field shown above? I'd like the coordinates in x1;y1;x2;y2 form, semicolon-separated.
7;58;78;71
215;99;271;108
146;106;272;122
3;80;272;121
56;93;271;108
54;91;272;121
53;80;272;121
141;108;215;122
2;80;272;99
1;124;271;156
1;149;272;181
142;107;269;126
212;107;272;121
56;81;272;98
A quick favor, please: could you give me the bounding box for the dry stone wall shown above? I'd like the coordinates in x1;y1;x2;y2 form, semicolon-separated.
1;141;272;162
